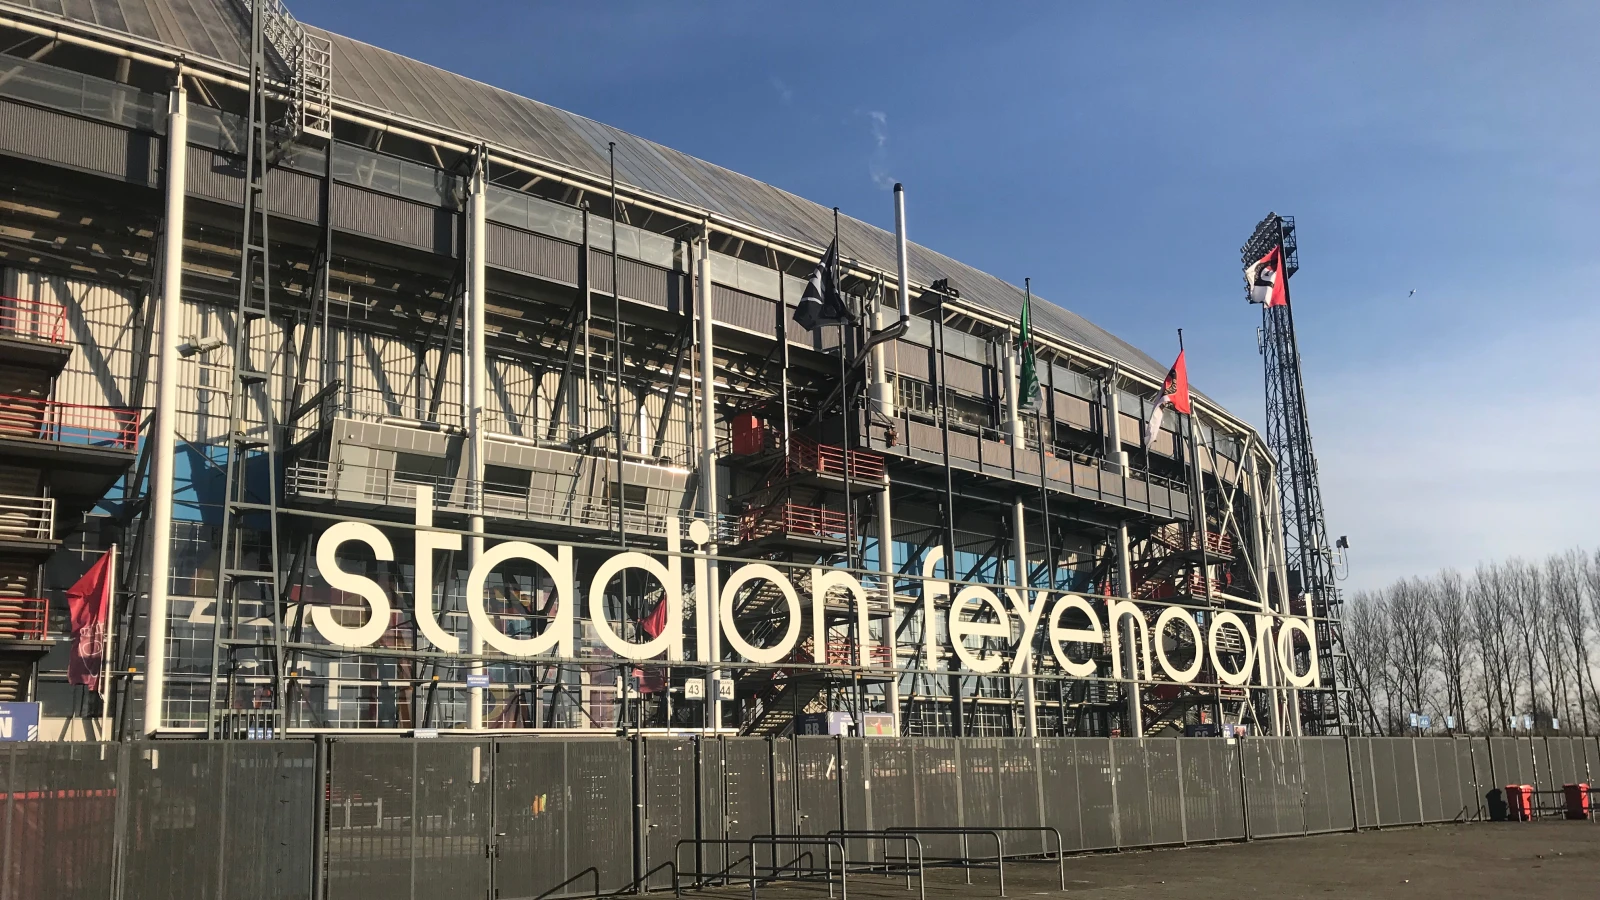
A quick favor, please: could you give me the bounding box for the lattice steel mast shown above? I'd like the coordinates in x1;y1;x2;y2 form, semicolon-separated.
206;0;331;737
1241;213;1351;734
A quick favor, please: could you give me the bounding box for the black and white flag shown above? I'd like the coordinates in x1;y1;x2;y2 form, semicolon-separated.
793;238;850;331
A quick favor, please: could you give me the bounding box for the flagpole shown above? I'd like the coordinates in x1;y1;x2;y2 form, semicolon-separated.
1026;280;1055;593
834;207;854;571
100;544;117;739
1178;330;1221;726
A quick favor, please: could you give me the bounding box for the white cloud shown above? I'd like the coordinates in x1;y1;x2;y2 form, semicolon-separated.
769;76;793;105
864;109;893;189
1314;301;1600;589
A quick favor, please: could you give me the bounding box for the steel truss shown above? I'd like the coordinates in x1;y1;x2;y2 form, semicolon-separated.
1241;213;1353;734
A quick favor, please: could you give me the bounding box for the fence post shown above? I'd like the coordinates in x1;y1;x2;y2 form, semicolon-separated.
1410;739;1426;824
1175;738;1188;846
312;735;328;900
1236;738;1252;841
111;741;132;900
1107;738;1121;849
632;736;646;893
1341;737;1358;832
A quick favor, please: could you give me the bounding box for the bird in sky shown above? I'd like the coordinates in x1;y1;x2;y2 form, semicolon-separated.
1408;289;1416;297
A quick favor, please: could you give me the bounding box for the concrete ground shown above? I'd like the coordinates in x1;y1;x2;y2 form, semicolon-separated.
700;822;1599;900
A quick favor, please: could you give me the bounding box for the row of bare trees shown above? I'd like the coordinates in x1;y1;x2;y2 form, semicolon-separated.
1343;548;1600;736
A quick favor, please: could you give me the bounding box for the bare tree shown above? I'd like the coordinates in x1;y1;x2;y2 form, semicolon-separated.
1388;578;1437;729
1503;558;1545;728
1430;568;1471;731
1545;551;1589;732
1468;564;1510;732
1344;590;1391;734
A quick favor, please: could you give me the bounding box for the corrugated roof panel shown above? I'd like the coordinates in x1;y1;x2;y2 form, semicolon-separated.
8;0;1178;382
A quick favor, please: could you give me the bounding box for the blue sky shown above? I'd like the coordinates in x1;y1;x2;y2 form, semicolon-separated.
295;1;1599;587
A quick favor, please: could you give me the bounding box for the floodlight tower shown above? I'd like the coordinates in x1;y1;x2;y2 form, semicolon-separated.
1241;213;1352;734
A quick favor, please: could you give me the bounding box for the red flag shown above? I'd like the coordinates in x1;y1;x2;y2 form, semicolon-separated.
1246;246;1288;308
1162;350;1191;415
640;595;668;639
67;553;113;690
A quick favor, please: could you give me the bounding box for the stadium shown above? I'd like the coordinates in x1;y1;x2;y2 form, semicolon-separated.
3;4;1597;900
0;0;1338;743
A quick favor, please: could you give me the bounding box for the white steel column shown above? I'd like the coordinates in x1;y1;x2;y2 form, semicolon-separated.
466;149;487;731
1003;345;1038;736
1104;377;1142;737
144;76;187;736
872;303;900;733
697;230;722;729
1246;450;1281;735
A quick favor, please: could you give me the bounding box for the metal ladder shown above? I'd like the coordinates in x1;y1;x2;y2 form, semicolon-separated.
206;3;291;738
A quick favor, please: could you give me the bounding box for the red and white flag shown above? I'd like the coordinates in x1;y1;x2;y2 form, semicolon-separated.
1142;350;1191;450
67;552;113;691
1245;246;1288;307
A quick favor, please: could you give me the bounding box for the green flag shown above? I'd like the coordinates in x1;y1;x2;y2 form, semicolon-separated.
1017;291;1039;408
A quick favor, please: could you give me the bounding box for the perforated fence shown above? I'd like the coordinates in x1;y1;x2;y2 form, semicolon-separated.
0;735;1593;900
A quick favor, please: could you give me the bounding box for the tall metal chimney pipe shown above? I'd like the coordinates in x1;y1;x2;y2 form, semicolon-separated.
894;183;910;319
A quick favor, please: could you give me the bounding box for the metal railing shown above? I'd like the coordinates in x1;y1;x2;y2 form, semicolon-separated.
285;458;736;542
0;493;54;540
0;295;67;344
0;394;137;449
787;435;886;482
738;502;849;544
0;596;46;640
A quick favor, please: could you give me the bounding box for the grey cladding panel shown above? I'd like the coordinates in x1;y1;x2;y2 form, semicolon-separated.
0;100;157;185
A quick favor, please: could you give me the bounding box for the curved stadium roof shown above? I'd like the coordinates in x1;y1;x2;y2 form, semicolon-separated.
6;0;1196;392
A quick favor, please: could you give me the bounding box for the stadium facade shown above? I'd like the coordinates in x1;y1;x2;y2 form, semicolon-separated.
0;0;1339;741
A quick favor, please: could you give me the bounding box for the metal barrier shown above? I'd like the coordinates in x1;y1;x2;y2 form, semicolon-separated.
885;827;1006;895
4;735;1598;899
748;835;848;900
823;830;927;900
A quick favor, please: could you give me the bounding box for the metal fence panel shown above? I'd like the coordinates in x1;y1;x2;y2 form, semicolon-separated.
1301;737;1353;834
1584;737;1600;782
325;740;422;900
1370;738;1401;826
1178;738;1241;843
997;739;1045;855
492;740;568;900
723;737;773;843
1545;738;1579;787
1144;739;1184;846
1110;739;1151;848
1531;738;1555;793
960;740;1001;837
1037;741;1085;851
1243;738;1303;838
413;740;492;900
1488;737;1529;787
1461;738;1488;820
1415;739;1444;823
2;743;118;900
793;736;841;836
913;739;962;856
838;738;874;861
1071;739;1118;850
696;736;727;879
865;739;916;832
565;739;636;895
643;738;694;890
1348;738;1375;828
1393;739;1423;824
771;738;795;837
